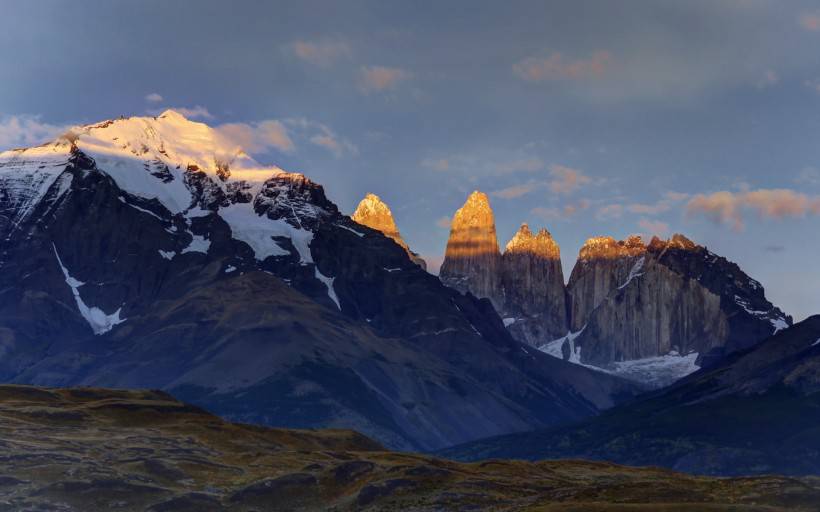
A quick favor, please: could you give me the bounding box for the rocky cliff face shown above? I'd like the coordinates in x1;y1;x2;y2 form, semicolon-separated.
565;234;791;367
439;191;503;303
351;193;426;269
566;235;646;332
439;193;569;345
501;224;568;343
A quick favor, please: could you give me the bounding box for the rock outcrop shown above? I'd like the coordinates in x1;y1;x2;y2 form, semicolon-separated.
439;191;503;303
351;193;426;270
439;192;569;344
566;234;791;367
501;224;568;343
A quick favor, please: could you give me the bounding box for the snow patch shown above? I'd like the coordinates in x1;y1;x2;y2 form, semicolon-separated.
181;233;210;254
220;202;314;263
812;338;820;347
771;317;789;333
539;328;700;388
336;224;365;237
502;317;516;327
118;196;165;220
314;267;340;310
224;265;237;273
52;244;125;335
618;256;645;290
610;351;700;388
158;250;174;260
541;328;585;364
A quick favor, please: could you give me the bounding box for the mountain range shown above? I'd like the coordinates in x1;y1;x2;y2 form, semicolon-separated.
437;190;791;387
0;110;639;452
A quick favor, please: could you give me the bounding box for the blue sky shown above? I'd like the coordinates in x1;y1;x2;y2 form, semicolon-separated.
2;0;820;320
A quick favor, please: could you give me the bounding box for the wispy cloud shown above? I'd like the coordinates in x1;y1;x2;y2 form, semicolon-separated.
796;167;820;186
637;218;670;237
547;164;591;194
686;188;820;231
596;203;624;220
531;198;590;220
145;92;163;103
214;120;295;154
627;191;689;215
799;11;820;31
358;66;411;93
435;216;451;229
491;182;540;199
285;118;357;158
495;158;544;173
514;51;611;82
421;158;450;172
0;115;69;150
290;40;351;67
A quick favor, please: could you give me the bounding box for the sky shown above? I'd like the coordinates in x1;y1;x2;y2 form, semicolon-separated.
2;0;820;320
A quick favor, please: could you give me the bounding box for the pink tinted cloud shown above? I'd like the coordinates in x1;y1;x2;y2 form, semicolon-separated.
358;66;410;93
491;182;540;199
638;218;670;237
514;51;611;81
800;12;820;31
686;188;820;231
291;40;351;66
547;164;591;194
215;120;295;154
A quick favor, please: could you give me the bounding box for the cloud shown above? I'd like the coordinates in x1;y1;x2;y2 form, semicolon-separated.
800;11;820;31
309;124;358;158
285;118;357;157
764;245;785;253
804;79;820;94
756;70;779;89
627;191;689;215
422;158;450;172
514;51;611;82
0;115;68;150
435;216;451;229
358;66;410;93
145;93;163;103
686;188;820;231
531;198;590;220
290;40;351;66
596;203;624;220
214;120;295;154
495;158;544;173
547;164;591;194
637;218;670;237
491;182;540;199
796;167;820;186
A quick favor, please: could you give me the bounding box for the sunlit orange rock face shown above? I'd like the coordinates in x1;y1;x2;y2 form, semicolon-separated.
440;192;569;343
439;191;503;302
352;193;426;270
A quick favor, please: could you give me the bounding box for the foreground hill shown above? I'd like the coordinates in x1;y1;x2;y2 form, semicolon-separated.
444;316;820;476
0;384;818;511
0;111;639;451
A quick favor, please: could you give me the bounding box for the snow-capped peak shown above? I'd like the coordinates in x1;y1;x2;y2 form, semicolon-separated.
60;110;285;214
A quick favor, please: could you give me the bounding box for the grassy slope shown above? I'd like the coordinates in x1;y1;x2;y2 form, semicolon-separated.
0;385;818;511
